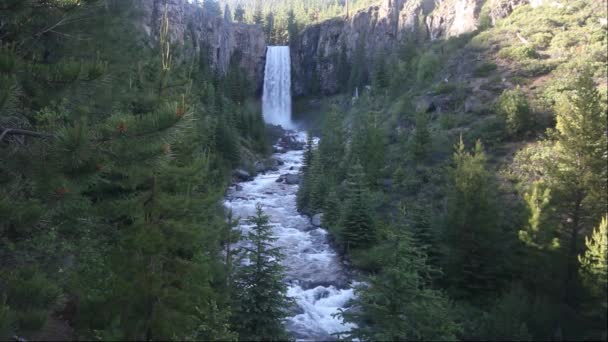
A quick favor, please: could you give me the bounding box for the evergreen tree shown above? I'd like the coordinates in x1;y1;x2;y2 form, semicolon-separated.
264;12;275;42
550;69;607;308
339;219;460;341
232;205;290;341
372;50;389;90
318;106;345;178
412;111;431;162
286;9;298;46
578;216;608;339
296;134;315;213
203;0;222;17
253;8;264;26
496;87;532;137
322;190;341;231
234;4;245;23
307;151;326;213
443;137;503;299
339;160;375;251
224;4;232;22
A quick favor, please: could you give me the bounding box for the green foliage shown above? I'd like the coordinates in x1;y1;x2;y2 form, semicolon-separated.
340;218;460;341
412;112;431;161
0;1;268;339
443;138;504;299
232;205;290;341
416;51;441;83
578;216;607;338
499;46;539;61
578;216;608;306
3;268;60;332
339;161;375;251
496;86;532;136
474;62;498;77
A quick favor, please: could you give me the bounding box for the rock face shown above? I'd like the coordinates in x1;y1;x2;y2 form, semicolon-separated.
135;0;266;91
311;213;324;227
292;0;536;96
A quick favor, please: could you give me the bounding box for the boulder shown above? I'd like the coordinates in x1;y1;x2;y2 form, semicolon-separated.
235;184;243;191
254;161;266;173
311;213;324;227
381;179;394;188
233;169;252;182
284;174;301;185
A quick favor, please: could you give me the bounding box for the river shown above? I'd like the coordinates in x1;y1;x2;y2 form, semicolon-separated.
224;131;356;341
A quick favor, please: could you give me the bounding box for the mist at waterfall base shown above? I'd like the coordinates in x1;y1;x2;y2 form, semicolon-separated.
224;46;357;340
263;46;294;129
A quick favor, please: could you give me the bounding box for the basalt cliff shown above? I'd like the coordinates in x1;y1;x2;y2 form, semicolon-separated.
291;0;547;96
135;0;267;91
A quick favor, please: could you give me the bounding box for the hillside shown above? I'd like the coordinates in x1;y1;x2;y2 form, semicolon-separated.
294;0;607;340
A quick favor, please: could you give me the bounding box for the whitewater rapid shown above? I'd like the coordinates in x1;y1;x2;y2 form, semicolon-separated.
224;132;356;341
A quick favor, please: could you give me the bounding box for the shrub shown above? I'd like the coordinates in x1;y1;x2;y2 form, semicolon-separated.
16;309;48;331
474;62;498;77
499;46;539;61
433;82;457;95
496;87;532;136
416;51;441;83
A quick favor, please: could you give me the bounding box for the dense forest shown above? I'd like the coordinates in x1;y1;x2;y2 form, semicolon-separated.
0;0;274;340
1;0;607;341
193;0;378;44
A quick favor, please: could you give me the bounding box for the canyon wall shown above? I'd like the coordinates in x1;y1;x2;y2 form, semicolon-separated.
135;0;267;91
291;0;540;96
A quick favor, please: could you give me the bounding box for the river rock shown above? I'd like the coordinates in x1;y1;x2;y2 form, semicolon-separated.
284;174;301;185
233;169;252;182
311;213;324;227
235;184;243;191
276;173;300;184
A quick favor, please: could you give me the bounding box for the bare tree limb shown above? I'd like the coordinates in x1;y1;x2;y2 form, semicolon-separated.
0;128;51;142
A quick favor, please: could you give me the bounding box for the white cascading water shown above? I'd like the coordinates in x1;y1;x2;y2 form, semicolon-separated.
223;48;356;340
262;46;293;129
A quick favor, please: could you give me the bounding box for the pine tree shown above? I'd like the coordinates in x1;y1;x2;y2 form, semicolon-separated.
253;8;264;26
443;137;503;299
234;5;245;23
224;4;232;22
297;133;315;212
286;9;298;46
412;111;431;162
322;190;341;231
264;12;275;42
232;205;290;341
496;87;532;137
372;50;389;90
339;160;375;251
339;219;460;341
307;151;326;213
550;69;607;308
318;106;345;178
578;216;608;339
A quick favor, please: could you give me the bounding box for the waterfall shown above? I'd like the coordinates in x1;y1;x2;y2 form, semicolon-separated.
263;46;293;129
